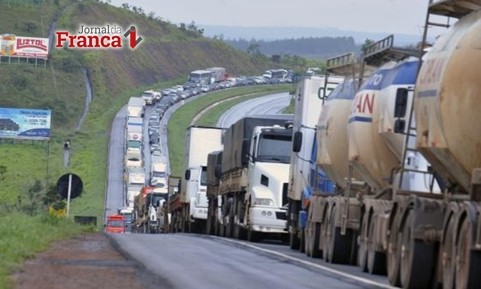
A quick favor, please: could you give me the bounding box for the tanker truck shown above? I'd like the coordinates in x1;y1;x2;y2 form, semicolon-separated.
215;115;294;241
305;35;439;272
384;2;481;289
286;74;342;250
306;52;365;263
345;36;441;279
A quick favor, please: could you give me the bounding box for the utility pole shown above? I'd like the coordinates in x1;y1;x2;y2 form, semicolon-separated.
63;140;72;217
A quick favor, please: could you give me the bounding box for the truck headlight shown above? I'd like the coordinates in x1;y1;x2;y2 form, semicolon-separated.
253;198;274;206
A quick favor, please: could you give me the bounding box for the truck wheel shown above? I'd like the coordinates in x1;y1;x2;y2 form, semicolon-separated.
247;229;260;242
307;222;322;258
289;230;300;250
288;201;300;250
219;221;225;237
304;226;311;257
367;216;386;275
455;216;481;289
322;210;331;261
442;215;456;289
299;227;305;253
387;212;401;286
225;213;234;238
358;213;369;272
400;211;435;289
234;224;247;240
328;206;351;264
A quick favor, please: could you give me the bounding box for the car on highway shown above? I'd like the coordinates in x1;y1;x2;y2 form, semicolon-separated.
150;133;160;145
150;143;161;153
151;147;162;157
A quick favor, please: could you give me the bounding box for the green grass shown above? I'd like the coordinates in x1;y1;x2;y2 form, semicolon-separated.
0;1;298;287
0;212;88;289
283;97;295;114
168;84;294;176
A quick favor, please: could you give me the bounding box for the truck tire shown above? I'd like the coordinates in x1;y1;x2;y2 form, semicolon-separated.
234;224;247;240
288;200;300;250
307;222;322;258
455;216;481;289
289;230;300;250
358;212;369;272
400;210;436;289
367;217;386;275
441;215;456;289
327;206;351;264
247;229;260;242
387;211;402;286
299;227;305;253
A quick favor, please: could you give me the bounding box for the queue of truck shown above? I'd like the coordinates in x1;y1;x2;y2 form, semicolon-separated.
158;2;481;289
113;65;293;235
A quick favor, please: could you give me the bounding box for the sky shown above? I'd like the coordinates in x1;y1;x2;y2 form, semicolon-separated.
109;0;431;36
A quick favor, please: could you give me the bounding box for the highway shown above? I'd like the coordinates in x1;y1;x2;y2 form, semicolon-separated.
112;233;388;289
217;92;291;127
106;90;396;289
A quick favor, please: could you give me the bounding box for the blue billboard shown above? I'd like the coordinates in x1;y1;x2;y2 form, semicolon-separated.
0;107;51;140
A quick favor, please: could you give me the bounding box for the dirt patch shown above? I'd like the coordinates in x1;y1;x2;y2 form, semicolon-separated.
12;233;147;289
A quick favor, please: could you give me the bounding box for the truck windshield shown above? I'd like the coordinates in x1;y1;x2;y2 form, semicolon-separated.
200;166;208;186
148;194;167;207
121;214;133;222
127;140;141;148
256;133;292;163
107;220;125;227
152;171;166;178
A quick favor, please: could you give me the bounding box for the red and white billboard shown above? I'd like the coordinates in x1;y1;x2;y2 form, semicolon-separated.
0;34;49;59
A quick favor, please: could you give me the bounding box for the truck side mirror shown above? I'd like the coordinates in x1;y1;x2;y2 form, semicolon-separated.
241;139;250;166
215;165;222;179
394;88;409;118
185;169;191;180
394;119;405;133
292;131;302;153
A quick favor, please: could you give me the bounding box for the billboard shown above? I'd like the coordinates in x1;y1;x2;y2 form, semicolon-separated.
0;34;49;59
0;108;51;140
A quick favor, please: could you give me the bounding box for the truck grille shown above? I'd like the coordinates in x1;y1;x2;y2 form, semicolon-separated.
276;211;287;220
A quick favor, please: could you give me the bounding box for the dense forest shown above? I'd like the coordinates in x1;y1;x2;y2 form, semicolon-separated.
223;37;361;59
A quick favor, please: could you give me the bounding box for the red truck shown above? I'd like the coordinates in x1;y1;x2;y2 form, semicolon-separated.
105;214;126;234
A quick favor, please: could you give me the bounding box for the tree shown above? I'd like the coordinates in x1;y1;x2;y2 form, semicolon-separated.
361;39;375;54
247;43;262;56
20;179;43;216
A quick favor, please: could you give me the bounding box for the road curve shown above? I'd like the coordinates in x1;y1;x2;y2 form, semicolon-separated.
217;92;291;128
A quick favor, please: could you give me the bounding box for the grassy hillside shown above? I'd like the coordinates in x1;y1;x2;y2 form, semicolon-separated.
0;0;284;218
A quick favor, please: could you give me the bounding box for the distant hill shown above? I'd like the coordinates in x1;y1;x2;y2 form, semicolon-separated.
0;0;285;210
224;37;360;60
201;25;423;47
0;0;277;130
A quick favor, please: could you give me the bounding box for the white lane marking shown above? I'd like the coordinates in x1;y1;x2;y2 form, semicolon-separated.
219;238;399;289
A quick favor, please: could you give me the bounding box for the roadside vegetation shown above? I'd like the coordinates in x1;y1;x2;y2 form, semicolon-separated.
0;212;89;288
0;0;301;287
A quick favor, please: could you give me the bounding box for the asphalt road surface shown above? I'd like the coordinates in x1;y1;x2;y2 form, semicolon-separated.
217;92;291;128
105;90;397;289
112;233;389;289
